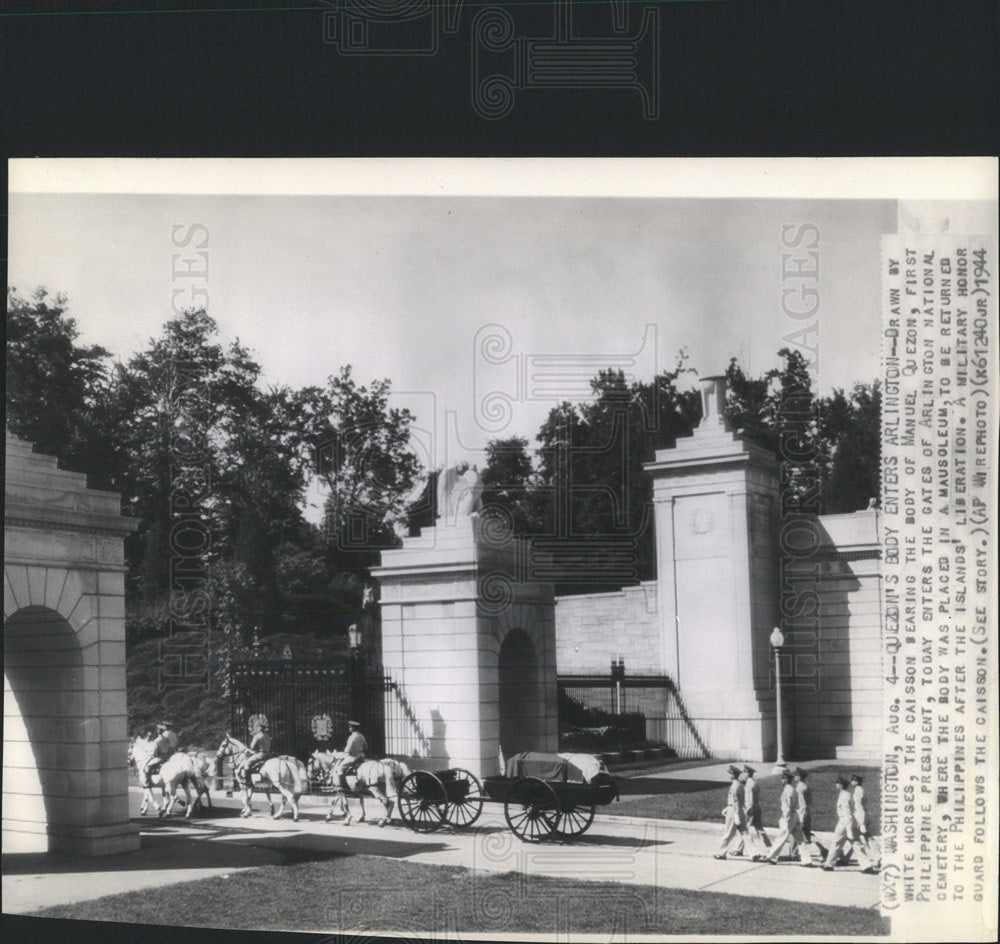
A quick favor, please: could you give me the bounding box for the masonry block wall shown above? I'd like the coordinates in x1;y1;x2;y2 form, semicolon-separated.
554;582;659;675
551;510;883;762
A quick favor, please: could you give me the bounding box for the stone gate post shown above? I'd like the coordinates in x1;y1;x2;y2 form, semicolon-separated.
644;376;782;761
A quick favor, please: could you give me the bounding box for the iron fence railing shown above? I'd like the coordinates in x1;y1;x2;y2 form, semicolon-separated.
559;674;711;759
228;658;387;761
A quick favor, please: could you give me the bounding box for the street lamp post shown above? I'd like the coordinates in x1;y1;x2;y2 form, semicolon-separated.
770;626;787;774
611;656;625;716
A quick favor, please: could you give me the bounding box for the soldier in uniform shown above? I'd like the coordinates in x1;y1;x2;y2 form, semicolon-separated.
236;719;273;786
793;767;828;862
761;769;814;865
851;773;881;869
714;764;747;859
733;765;770;857
333;720;368;791
143;721;177;783
822;776;875;872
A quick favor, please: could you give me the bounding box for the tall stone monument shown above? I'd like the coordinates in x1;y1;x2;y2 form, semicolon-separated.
372;467;557;778
644;375;782;760
4;431;139;855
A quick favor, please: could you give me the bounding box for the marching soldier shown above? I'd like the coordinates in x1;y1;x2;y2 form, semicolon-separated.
714;764;747;859
734;765;770;857
851;773;881;869
760;769;813;866
793;767;828;862
822;776;875;872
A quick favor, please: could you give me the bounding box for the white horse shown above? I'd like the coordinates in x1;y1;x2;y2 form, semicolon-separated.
216;733;308;821
308;750;409;826
128;735;212;817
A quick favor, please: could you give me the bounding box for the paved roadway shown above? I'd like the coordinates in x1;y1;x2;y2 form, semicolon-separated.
3;777;880;916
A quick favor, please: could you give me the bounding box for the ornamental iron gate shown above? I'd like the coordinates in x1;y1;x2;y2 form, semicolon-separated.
229;658;387;761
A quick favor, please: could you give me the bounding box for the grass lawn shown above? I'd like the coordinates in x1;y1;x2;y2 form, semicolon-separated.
615;764;882;834
31;854;884;936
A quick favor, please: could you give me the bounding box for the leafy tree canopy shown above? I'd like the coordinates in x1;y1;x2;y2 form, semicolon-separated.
6;287;111;482
477;349;879;594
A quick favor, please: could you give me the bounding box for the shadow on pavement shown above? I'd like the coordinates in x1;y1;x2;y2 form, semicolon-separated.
2;823;453;877
549;833;673;849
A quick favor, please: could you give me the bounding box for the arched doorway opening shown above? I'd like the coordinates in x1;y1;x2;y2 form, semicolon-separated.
4;606;85;854
498;628;541;756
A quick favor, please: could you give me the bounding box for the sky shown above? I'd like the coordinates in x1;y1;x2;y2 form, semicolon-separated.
9;162;946;520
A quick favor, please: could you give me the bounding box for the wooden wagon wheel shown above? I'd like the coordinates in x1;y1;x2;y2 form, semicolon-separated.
398;771;448;832
444;769;485;829
553;797;596;839
504;777;560;842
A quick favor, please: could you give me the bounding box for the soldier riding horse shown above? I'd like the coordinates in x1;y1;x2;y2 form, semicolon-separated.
215;733;308;821
129;729;212;817
308;750;409;826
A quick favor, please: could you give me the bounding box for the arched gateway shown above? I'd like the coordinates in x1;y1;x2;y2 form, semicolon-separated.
3;431;139;855
373;470;557;777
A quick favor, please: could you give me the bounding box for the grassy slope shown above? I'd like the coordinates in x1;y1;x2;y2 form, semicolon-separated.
31;855;883;936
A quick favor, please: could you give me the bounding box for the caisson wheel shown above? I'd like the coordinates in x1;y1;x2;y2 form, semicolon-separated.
444;769;485;829
504;777;560;842
398;771;448;832
553;799;596;838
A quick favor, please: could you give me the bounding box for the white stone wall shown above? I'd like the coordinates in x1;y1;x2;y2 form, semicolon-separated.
554;582;659;675
553;510;883;762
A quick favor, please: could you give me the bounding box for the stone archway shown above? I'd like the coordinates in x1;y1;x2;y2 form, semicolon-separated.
5;607;86;852
498;628;541;756
3;432;138;855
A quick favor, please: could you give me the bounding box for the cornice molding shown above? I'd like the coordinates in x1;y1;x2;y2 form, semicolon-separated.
4;511;137;538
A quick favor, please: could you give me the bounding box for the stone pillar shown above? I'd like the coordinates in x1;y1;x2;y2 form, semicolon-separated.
790;511;883;761
644;376;781;761
4;431;140;855
372;508;557;780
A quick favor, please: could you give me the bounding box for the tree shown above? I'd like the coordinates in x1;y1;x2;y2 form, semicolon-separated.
725;350;881;513
725;348;822;512
315;366;422;573
820;382;881;512
529;358;699;592
6;287;111;483
480;437;542;535
105;309;318;635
